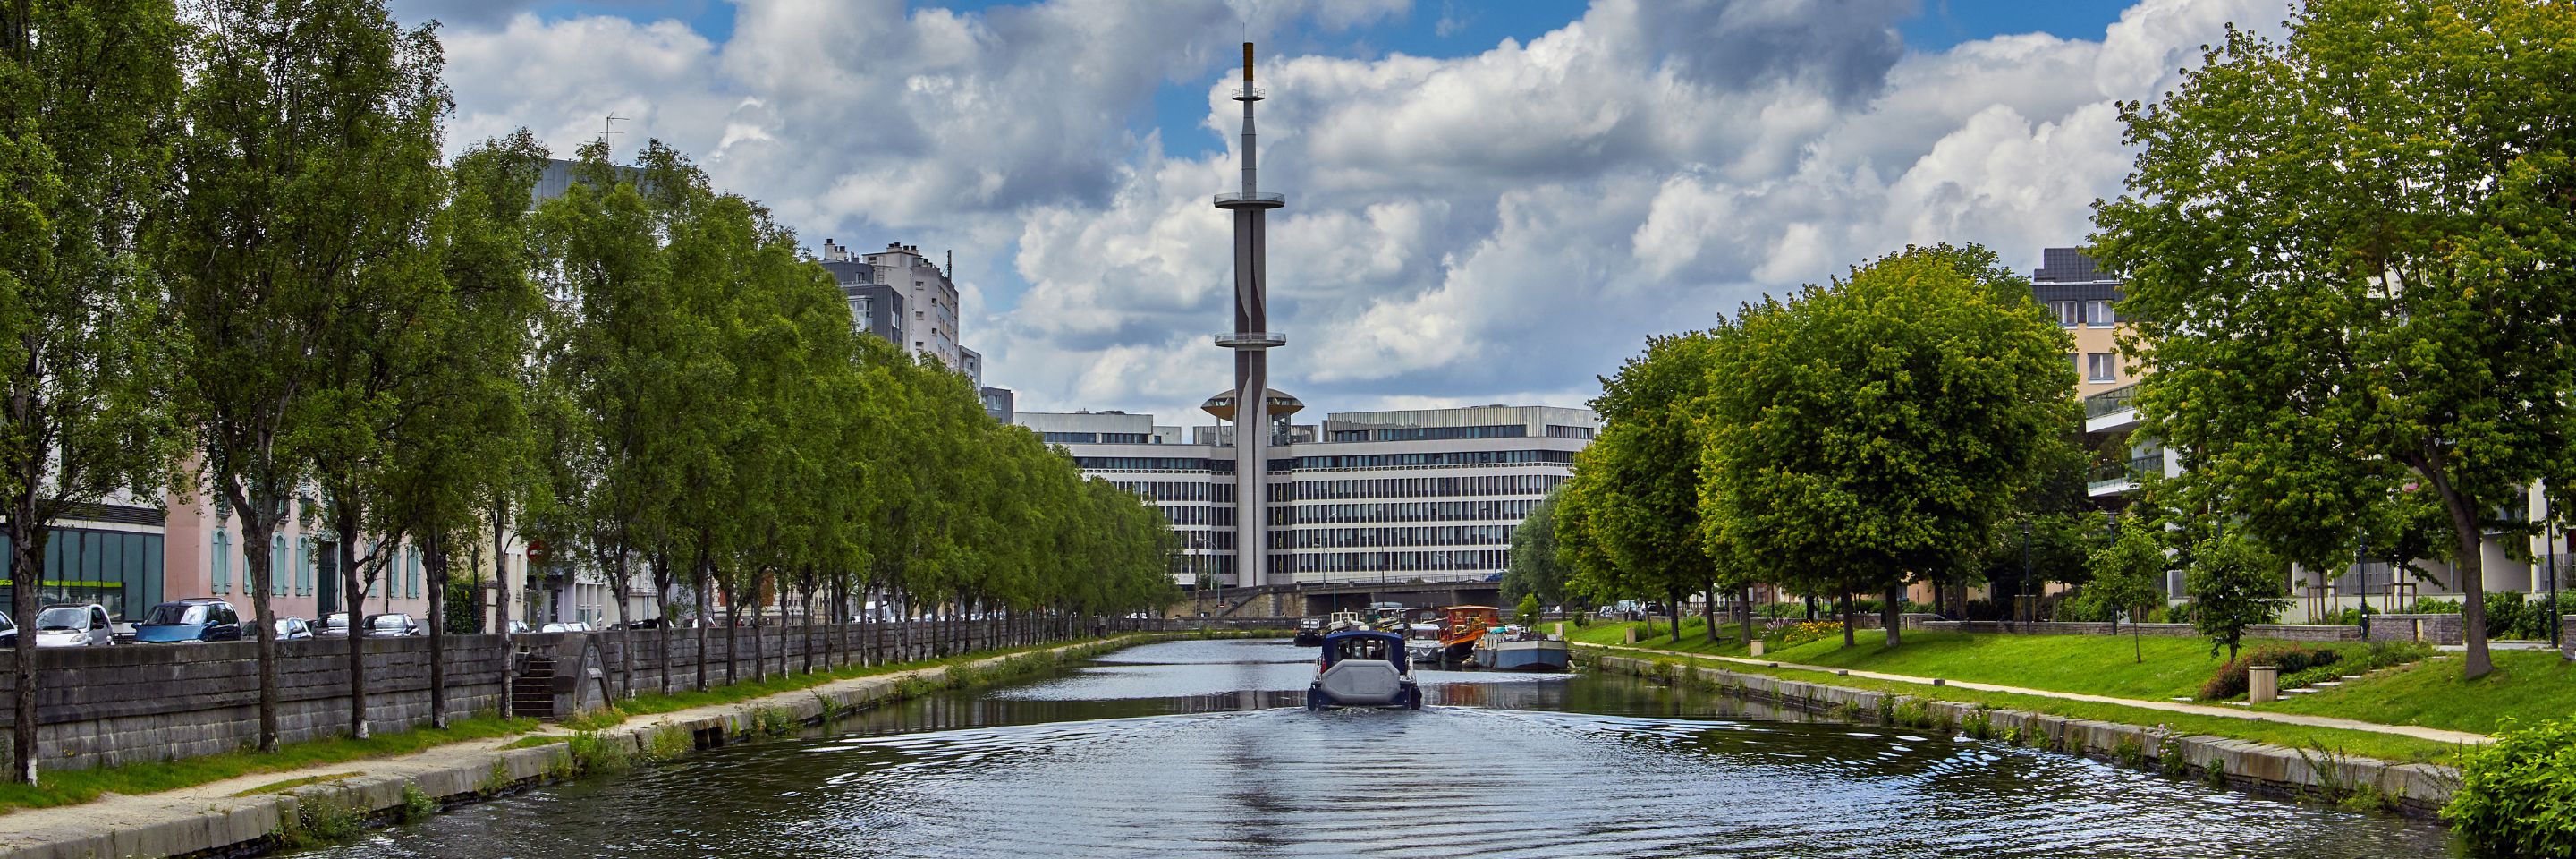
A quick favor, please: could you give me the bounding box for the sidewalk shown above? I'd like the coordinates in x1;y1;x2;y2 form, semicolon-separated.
1586;642;2493;746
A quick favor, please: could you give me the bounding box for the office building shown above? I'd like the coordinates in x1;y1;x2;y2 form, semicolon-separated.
1017;404;1595;588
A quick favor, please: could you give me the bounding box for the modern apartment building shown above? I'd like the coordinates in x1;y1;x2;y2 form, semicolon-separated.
1017;404;1595;587
2033;247;2134;397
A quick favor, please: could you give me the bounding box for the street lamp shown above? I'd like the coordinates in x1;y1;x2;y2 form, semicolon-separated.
2018;518;2032;631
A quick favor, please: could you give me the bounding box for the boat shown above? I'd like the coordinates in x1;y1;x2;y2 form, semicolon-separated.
1473;625;1572;672
1403;622;1445;665
1436;606;1503;664
1326;610;1368;633
1292;617;1326;647
1306;630;1423;710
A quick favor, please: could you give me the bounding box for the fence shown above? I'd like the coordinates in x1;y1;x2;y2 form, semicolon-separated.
0;616;1163;775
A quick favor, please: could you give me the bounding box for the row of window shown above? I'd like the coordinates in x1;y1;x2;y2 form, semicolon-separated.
1111;481;1235;503
1284;473;1568;501
1325;424;1528;443
1284;499;1545;525
1286;549;1510;574
1044;431;1153;445
1274;525;1516;549
1174;530;1238;550
209;531;428;600
1158;506;1237;527
1545;425;1596;439
2047;299;2119;327
1286;449;1576;470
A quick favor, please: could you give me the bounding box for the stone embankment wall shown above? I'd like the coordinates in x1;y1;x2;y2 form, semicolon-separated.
1581;651;2462;817
0;617;1155;775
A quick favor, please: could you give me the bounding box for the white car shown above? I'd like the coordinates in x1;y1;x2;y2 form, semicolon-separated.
33;604;114;648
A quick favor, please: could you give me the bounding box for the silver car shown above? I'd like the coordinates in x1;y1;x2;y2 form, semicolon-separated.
33;604;114;648
273;617;314;641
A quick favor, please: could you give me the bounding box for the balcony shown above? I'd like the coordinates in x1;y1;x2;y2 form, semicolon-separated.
2087;452;2165;498
1232;85;1266;101
1214;331;1286;349
2084;381;2141;434
1214;191;1286;209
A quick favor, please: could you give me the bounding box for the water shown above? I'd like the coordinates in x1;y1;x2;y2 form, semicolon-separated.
295;639;2453;858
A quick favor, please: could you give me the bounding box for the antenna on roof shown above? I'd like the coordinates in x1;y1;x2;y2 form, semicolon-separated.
597;114;629;149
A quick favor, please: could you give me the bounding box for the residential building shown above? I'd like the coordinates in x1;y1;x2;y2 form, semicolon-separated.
2033;247;2133;397
1018;404;1594;588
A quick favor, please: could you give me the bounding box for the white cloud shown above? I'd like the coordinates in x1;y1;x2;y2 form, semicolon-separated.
427;0;2277;426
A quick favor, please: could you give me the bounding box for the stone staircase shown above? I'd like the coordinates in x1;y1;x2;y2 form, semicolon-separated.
511;653;558;719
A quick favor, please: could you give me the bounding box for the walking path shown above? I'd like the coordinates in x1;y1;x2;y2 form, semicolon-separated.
1584;642;2493;746
0;635;1157;859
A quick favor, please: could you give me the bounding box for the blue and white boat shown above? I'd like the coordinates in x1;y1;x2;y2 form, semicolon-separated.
1307;630;1423;710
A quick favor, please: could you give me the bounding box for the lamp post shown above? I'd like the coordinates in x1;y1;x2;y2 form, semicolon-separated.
2018;518;2032;631
2356;532;2370;629
2548;518;2562;651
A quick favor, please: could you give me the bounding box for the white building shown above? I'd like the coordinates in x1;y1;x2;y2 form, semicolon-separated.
1017;404;1595;587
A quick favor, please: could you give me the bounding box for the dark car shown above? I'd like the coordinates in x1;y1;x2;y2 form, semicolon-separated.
133;598;244;643
0;612;13;647
315;612;354;638
362;613;424;637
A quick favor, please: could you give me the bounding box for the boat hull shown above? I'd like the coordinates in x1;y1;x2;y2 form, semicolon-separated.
1292;630;1326;647
1307;659;1422;710
1476;640;1572;672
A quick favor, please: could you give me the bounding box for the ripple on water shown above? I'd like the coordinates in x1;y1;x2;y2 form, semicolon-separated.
283;639;2453;859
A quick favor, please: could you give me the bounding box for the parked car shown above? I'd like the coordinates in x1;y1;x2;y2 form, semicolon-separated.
315;612;354;638
0;612;14;646
362;613;424;637
538;622;570;633
273;617;314;641
133;598;244;643
506;620;531;635
32;604;115;648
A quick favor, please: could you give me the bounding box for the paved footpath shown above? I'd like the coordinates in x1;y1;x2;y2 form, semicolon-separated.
1589;642;2493;746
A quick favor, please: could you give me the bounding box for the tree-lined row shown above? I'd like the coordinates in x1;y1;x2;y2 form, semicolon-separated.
0;0;1174;786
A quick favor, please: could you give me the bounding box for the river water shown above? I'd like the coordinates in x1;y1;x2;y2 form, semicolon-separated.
293;638;2453;858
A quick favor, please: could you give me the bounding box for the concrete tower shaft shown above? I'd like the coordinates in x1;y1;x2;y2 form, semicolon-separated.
1212;42;1285;588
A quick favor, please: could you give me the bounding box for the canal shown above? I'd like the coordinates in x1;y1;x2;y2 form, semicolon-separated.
293;638;2453;858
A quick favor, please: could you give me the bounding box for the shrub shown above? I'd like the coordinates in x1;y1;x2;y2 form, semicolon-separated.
2403;596;2463;615
2357;640;2432;671
2445;716;2576;855
398;783;439;823
1961;710;1993;740
2280;664;2346;690
2199;645;2340;700
279;792;365;847
1773;621;1843;648
566;731;632;776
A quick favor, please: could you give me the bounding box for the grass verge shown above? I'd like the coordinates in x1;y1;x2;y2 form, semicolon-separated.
1580;644;2472;765
2262;649;2576;736
0;714;538;814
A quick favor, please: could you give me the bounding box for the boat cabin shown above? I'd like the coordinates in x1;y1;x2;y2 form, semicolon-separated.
1319;630;1411;674
1439;606;1502;646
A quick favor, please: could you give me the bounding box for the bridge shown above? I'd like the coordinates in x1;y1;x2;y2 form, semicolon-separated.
1175;580;1505;619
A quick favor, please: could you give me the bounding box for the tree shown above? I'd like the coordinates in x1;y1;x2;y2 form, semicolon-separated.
158;0;445;753
2186;531;2292;663
2083;514;2168;662
1700;245;2077;648
1501;491;1571;610
0;0;188;784
2092;0;2576;678
1514;593;1541;627
1555;332;1722;646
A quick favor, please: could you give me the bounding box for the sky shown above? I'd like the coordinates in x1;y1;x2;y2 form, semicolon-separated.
388;0;2271;428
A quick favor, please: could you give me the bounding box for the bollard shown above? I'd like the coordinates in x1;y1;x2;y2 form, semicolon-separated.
1623;626;1638;645
1750;640;1766;657
2248;665;2279;703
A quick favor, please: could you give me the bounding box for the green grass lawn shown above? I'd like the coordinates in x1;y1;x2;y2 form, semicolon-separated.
1568;617;2560;755
0;714;538;814
2264;649;2576;736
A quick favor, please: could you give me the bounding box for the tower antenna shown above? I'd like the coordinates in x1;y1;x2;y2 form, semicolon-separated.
597;114;630;149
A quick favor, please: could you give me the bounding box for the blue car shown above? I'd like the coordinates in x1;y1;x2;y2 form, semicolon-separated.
133;598;245;643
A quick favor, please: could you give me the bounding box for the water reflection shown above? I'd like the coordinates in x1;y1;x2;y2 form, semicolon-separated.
293;638;2452;859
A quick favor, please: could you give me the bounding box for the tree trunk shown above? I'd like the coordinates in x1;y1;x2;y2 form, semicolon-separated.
724;601;740;685
10;522;47;783
1882;583;1903;648
1736;585;1754;644
2433;479;2493;678
1840;592;1856;647
241;502;283;753
1703;584;1719;643
694;563;711;692
336;511;370;740
426;531;450;729
801;585;818;675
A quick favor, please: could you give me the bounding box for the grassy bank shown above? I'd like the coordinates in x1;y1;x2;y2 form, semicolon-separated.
0;631;1181;815
2265;650;2576;736
0;714;538;813
1580;646;2469;764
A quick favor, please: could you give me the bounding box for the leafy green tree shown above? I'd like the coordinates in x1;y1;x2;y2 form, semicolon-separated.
0;0;189;785
1700;245;2077;647
2083;514;2168;662
1514;593;1541;627
2092;0;2576;678
158;0;445;752
2186;532;2292;663
1501;491;1571;609
1555;332;1721;645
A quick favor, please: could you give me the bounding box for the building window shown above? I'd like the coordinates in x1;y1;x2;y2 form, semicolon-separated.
2068;353;2080;376
271;534;288;597
212;529;231;594
2049;301;2081;327
2088;300;2115;327
2087;353;2116;382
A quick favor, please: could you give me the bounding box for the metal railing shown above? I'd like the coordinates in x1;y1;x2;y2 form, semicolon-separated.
1213;331;1286;347
2084;381;2141;419
1232;85;1267;100
2088;452;2165;492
